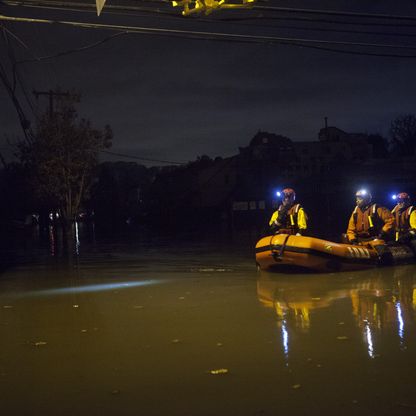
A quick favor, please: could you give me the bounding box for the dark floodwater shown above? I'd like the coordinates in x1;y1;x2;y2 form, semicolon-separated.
1;224;416;416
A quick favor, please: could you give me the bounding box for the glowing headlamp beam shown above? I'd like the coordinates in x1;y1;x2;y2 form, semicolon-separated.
14;280;162;297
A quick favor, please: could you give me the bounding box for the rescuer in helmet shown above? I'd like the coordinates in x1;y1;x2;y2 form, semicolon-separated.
391;192;416;242
346;189;395;244
269;188;308;235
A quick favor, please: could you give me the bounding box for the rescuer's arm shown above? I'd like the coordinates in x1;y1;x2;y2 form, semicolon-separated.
297;208;308;235
410;210;416;230
346;213;358;243
378;207;395;235
269;211;279;230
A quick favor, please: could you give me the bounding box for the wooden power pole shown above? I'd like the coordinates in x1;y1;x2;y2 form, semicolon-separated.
32;89;73;117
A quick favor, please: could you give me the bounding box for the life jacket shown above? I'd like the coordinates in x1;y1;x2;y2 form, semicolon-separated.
277;203;302;235
352;203;382;237
392;204;414;239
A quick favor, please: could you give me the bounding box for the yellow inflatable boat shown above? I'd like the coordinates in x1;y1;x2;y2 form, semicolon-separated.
255;234;416;273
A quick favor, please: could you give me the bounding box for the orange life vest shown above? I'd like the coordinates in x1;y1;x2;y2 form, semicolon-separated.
352;204;382;238
392;204;415;238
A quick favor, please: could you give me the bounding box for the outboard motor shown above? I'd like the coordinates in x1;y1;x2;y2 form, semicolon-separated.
408;239;416;256
381;244;415;265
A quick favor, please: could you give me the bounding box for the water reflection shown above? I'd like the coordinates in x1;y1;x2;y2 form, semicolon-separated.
396;302;405;347
363;320;375;358
74;221;80;255
257;265;416;361
281;320;289;362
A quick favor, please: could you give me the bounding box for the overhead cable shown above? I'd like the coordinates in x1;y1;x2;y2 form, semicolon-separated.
7;0;416;21
253;5;416;21
100;150;186;165
2;13;416;58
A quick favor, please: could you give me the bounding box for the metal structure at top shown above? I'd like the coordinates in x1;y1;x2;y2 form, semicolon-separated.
172;0;256;16
95;0;256;16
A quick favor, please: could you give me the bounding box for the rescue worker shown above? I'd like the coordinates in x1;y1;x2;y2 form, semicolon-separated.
269;188;308;235
391;192;416;242
346;189;395;244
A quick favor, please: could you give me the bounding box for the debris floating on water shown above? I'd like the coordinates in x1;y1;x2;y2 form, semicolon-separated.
209;368;229;375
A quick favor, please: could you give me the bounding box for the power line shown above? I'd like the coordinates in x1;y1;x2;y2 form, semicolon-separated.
5;1;416;32
100;149;186;165
10;0;416;22
5;0;416;50
254;5;416;22
2;0;179;18
16;31;127;64
7;0;416;38
2;13;416;58
6;0;416;23
1;27;38;118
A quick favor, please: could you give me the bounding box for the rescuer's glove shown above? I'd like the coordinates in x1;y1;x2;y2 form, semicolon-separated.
377;232;388;241
398;230;415;243
397;234;409;244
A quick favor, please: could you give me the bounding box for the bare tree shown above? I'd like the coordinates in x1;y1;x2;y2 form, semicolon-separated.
17;96;112;229
389;114;416;156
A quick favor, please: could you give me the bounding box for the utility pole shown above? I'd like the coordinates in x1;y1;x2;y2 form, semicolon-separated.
32;89;73;117
324;116;329;140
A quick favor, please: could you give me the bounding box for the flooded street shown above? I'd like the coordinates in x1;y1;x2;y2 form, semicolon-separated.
1;227;416;415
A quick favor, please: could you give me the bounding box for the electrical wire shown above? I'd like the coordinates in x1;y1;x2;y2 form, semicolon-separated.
7;1;416;40
16;31;127;63
2;0;180;18
254;5;416;21
5;0;416;33
5;0;416;54
5;0;416;25
2;13;416;58
0;59;35;143
100;149;186;165
2;28;38;114
11;0;416;22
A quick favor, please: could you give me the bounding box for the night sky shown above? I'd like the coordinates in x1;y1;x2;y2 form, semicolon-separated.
1;0;416;165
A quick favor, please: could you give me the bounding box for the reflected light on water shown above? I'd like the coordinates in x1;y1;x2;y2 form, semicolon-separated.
281;320;289;359
49;225;55;256
75;221;80;255
395;301;405;343
364;320;375;358
20;280;162;297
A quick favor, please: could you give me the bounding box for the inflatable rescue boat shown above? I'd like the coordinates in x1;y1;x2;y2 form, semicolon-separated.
255;234;416;273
